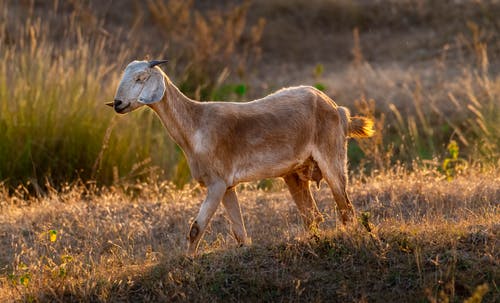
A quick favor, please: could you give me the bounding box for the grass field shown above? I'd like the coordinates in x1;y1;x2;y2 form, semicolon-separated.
0;0;499;302
1;0;499;187
0;167;498;301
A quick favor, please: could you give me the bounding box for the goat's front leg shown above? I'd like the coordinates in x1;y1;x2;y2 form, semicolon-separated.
187;181;227;255
222;188;249;245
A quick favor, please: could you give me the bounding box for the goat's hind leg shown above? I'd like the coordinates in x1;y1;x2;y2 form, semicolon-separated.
284;172;324;230
222;188;249;245
326;171;354;224
315;156;355;225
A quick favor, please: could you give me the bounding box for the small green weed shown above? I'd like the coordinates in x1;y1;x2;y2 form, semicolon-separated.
441;140;467;181
313;63;326;91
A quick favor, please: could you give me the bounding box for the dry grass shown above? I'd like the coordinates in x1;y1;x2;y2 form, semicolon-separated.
0;0;264;187
1;0;499;188
1;1;499;301
0;167;498;302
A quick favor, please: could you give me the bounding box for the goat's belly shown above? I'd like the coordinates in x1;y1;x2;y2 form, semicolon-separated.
230;155;310;185
231;167;290;184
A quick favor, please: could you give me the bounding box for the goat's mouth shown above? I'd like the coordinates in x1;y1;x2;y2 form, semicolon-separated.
115;103;131;114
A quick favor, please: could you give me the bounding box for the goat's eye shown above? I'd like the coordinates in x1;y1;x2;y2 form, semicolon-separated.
135;74;149;83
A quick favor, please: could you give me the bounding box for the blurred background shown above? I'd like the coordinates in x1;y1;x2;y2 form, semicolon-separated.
0;0;499;191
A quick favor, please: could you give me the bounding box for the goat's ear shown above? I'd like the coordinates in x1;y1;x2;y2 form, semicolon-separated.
138;72;166;104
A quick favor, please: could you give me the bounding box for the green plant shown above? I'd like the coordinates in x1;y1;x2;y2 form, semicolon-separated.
441;140;467;181
312;63;326;91
48;230;57;243
256;179;275;191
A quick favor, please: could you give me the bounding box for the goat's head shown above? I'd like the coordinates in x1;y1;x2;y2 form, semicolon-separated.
107;60;167;114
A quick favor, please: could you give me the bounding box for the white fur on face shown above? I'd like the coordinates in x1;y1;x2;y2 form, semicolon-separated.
113;61;151;113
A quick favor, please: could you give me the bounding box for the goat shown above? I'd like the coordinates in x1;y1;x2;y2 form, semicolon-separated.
108;60;374;255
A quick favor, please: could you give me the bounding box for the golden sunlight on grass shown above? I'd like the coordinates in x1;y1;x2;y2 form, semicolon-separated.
1;167;498;302
1;0;499;302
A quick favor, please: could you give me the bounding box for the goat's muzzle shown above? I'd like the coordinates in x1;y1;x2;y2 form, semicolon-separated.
106;99;123;108
111;99;131;114
106;99;129;114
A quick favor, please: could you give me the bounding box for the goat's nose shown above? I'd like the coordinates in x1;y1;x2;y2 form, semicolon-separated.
114;99;123;107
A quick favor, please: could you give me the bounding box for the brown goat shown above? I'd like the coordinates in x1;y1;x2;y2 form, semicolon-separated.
108;60;374;255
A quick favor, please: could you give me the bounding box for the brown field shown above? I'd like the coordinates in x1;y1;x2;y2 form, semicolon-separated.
1;167;498;302
1;0;499;302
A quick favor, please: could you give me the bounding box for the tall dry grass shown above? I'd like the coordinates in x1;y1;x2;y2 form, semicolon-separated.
1;0;499;190
147;0;265;100
0;1;167;188
0;166;498;301
336;23;500;171
247;0;500;170
0;1;263;189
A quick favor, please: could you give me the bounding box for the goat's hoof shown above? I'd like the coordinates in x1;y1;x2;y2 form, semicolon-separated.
236;240;252;248
186;249;197;258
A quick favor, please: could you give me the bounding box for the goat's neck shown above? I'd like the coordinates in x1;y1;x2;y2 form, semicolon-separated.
149;76;199;154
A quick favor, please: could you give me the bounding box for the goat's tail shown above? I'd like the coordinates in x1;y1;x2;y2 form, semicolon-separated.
349;116;375;138
338;106;375;138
